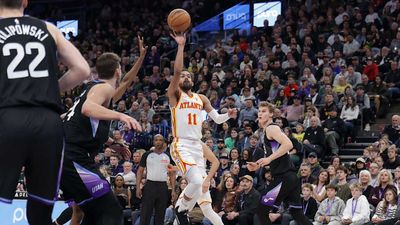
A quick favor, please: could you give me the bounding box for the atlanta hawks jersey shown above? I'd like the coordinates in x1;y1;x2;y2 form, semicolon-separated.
171;92;203;140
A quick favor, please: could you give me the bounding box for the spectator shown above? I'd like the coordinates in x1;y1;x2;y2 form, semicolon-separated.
322;110;345;156
336;166;352;202
382;115;400;145
112;174;132;210
238;98;258;127
223;175;260;225
109;154;123;176
307;152;323;179
225;128;240;152
313;184;345;225
359;170;374;200
341;183;370;225
384;145;400;170
303;116;326;157
320;94;338;121
345;65;362;88
312;169;329;203
283;95;304;125
368;169;396;208
284;75;299;97
118;161;136;186
355;85;372;131
340;96;360;141
384;61;400;101
369;162;381;188
394;166;400;193
229;148;240;165
299;163;315;185
290;183;318;224
366;187;398;225
363;57;379;82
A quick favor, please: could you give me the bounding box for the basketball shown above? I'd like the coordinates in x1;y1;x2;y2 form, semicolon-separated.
167;9;191;33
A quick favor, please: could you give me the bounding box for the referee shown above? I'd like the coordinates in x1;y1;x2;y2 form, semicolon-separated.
136;134;176;225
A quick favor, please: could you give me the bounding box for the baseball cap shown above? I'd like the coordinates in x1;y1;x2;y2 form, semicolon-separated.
215;63;222;67
217;138;224;143
308;152;318;158
219;153;229;159
240;175;253;182
356;157;366;163
367;56;373;61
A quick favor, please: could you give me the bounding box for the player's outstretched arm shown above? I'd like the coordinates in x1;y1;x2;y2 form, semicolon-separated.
167;32;186;106
256;125;293;167
46;23;90;92
81;84;141;131
199;94;237;124
113;36;147;104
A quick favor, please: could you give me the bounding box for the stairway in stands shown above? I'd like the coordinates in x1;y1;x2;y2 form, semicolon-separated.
337;102;400;164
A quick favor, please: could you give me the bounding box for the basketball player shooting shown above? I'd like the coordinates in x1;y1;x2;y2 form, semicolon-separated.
167;32;236;225
247;102;313;225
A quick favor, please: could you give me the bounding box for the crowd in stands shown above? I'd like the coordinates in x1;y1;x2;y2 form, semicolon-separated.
16;0;400;224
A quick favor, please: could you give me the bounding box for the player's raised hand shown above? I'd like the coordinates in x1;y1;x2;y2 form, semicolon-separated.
119;114;142;132
246;161;260;172
170;31;186;46
138;36;148;57
227;108;238;119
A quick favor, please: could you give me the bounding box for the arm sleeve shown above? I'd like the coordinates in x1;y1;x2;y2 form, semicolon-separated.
208;109;230;124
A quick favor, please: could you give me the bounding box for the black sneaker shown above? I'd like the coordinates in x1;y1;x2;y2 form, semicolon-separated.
174;206;190;225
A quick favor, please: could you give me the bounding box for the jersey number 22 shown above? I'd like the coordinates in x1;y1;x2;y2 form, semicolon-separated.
3;42;49;79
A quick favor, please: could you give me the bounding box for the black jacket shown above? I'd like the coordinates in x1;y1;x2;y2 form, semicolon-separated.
304;126;325;147
234;188;260;218
322;117;346;137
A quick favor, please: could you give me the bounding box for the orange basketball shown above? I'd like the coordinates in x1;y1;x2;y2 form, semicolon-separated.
167;9;191;33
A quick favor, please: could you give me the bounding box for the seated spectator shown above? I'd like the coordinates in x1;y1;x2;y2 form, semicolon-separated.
139;112;152;133
112;175;131;209
283;95;305;125
118;161;136;186
336;166;352;202
333;75;352;97
312;169;329;203
303;116;326;157
313;184;345;225
366;187;398;225
216;153;231;183
384;61;400;101
303;106;319;129
229;148;240;165
355;85;372;131
364;57;379;82
308;84;323;106
225;128;240;152
370;76;389;118
273;108;289;128
322;110;345;156
382;115;400;145
268;77;284;102
204;176;238;225
109;154;123;176
341;183;370;225
287;183;318;225
369;162;381;187
307;152;323;179
340;96;360;141
327;165;337;185
293;123;305;142
320;94;338;121
222;175;260;225
284;75;299;97
238;98;258;127
239;149;252;177
384;145;400;170
369;169;396;208
359;169;374;199
354;157;367;176
299;163;315;185
345;65;362;88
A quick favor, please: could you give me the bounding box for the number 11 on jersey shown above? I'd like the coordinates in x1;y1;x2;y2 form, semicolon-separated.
188;113;197;125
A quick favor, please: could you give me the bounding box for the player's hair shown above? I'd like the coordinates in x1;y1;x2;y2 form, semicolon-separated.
0;0;23;8
96;53;121;80
258;101;276;113
302;183;314;191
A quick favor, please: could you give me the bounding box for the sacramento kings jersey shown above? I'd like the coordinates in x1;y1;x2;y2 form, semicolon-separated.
64;81;111;158
263;123;295;176
171;92;203;140
0;16;61;113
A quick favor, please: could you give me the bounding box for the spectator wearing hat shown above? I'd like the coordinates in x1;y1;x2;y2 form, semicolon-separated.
355;85;372;131
239;54;253;71
298;76;312;99
268;77;284;102
299;163;316;185
363;57;379;81
309;85;323;106
307;152;323;179
355;158;367;175
223;175;260;225
239;87;255;106
213;63;225;83
214;139;229;158
216;153;231;183
320;93;338;121
238;98;258;127
384;145;400;170
322;110;345;156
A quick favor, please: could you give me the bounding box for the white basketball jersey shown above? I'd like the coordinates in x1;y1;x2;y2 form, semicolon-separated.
171;92;203;140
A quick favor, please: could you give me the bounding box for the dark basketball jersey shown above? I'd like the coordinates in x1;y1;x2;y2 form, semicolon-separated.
63;81;111;160
263;123;296;176
0;16;61;113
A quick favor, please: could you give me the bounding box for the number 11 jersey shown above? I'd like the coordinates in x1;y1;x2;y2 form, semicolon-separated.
0;16;61;113
171;92;203;140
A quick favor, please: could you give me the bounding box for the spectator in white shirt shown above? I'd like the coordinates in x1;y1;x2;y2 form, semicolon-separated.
340;96;359;140
118;161;136;186
343;34;360;57
341;183;370;225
